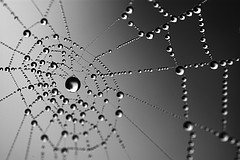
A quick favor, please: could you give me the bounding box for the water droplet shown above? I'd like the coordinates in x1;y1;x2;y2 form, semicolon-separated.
23;29;31;37
53;34;59;39
63;98;69;104
50;61;58;69
170;16;178;23
50;98;56;104
179;14;186;20
61;148;68;155
128;21;134;26
45;106;51;111
79;119;85;125
24;55;30;61
187;146;195;154
65;76;81;93
57;108;64;115
218;132;229;142
43;47;50;54
186;10;193;17
61;130;68;137
116;91;124;99
138;31;145;37
31;120;38;126
190;132;197;139
165;34;170;40
121;13;128;20
80;112;86;118
146;32;154;40
70;104;77;110
200;27;205;33
40;60;45;65
36;39;43;45
104;99;109;103
83;102;88;108
193;6;201;14
51;88;58;95
28;85;34;90
126;6;134;14
166;46;173;52
210;61;219;70
25;108;31;115
98;115;105;121
58;44;63;49
66;114;73;121
83;131;89;137
162;23;169;30
40;18;48;25
45;72;51;78
37;95;43;101
115;109;123;118
41;134;48;142
176;66;185;76
183;121;194;132
72;135;79;141
91;74;97;80
155;27;161;34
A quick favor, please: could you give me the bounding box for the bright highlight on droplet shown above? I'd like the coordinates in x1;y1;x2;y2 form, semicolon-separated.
65;76;81;93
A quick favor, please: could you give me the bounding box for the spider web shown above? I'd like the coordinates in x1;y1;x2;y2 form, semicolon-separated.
0;0;240;160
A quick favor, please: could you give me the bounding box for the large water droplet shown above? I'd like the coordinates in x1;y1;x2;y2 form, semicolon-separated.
65;76;81;93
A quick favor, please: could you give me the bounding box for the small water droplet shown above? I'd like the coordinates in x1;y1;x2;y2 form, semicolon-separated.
146;32;154;40
91;74;97;80
41;134;48;142
50;61;58;69
23;29;31;37
176;66;185;76
45;106;51;111
210;61;219;70
126;6;134;14
61;148;68;155
115;109;123;118
98;115;105;121
186;10;193;17
25;108;31;115
40;18;48;25
218;132;229;142
31;120;38;126
170;15;178;23
193;6;201;14
121;13;128;20
43;47;50;54
138;31;145;37
53;34;59;39
183;121;194;132
61;130;68;137
24;55;30;61
72;135;79;141
116;91;124;99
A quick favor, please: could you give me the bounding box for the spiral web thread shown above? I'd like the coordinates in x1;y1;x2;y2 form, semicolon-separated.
0;0;239;160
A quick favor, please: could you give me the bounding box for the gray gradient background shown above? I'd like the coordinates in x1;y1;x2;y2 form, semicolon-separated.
0;0;240;160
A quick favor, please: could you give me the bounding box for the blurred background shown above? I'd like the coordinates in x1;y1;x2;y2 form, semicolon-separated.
0;0;239;160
